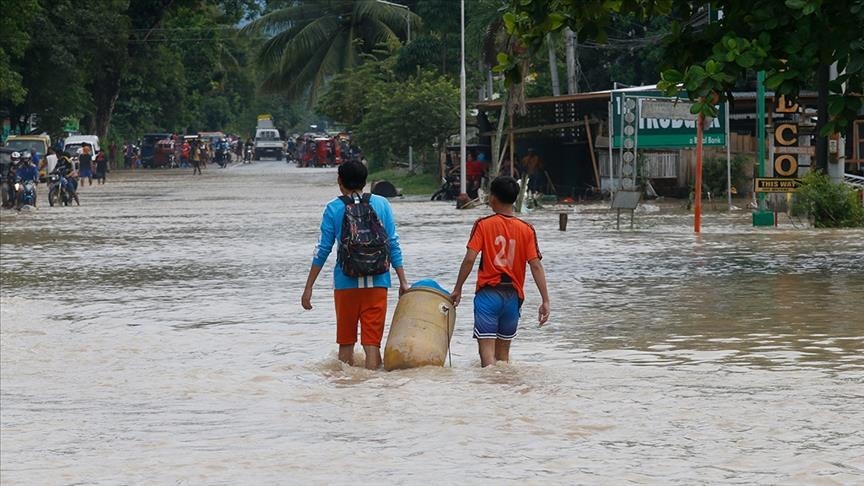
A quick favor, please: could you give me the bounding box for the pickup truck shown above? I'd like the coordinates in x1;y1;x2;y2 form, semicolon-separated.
254;127;284;161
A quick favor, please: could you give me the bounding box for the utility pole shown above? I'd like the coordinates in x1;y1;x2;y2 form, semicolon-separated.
459;0;467;198
565;28;577;94
547;33;561;96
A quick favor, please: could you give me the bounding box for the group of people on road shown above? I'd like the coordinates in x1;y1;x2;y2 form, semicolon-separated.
75;143;109;186
2;148;82;209
294;134;363;168
445;148;548;199
301;160;551;370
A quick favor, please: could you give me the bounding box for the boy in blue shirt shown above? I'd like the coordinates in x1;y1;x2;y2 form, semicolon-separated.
302;161;409;369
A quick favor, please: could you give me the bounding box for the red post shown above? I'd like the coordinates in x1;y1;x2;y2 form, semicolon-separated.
694;113;704;233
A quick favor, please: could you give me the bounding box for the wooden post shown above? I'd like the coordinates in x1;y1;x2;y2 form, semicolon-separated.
695;113;705;233
584;115;601;189
559;212;568;231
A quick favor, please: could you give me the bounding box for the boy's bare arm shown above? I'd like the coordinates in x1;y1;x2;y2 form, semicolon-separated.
450;249;478;307
301;265;322;310
394;266;409;296
528;258;550;326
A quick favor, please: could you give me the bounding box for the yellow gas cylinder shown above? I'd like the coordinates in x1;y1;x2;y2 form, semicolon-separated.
383;284;456;371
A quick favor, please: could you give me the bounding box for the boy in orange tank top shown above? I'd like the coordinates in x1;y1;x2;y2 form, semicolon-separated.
451;176;550;367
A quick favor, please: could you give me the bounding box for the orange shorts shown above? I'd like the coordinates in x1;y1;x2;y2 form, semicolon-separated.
334;288;388;346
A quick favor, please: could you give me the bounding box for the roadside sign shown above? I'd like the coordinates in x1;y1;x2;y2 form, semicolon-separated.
640;99;700;121
611;90;726;148
755;177;801;192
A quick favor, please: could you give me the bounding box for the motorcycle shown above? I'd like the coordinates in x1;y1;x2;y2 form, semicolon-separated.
431;173;461;201
14;178;37;209
216;146;230;168
244;146;254;164
47;172;79;206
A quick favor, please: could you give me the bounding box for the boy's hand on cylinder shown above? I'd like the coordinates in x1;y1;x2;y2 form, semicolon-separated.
450;290;462;307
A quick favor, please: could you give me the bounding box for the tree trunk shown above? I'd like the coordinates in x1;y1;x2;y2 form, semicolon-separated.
565;28;577;94
547;33;560;96
92;70;122;141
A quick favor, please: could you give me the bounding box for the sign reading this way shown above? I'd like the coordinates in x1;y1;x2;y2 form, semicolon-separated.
755;177;801;192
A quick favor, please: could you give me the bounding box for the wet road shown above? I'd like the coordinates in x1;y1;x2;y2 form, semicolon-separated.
1;161;863;484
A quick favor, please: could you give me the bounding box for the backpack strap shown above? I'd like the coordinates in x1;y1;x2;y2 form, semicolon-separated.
339;192;366;205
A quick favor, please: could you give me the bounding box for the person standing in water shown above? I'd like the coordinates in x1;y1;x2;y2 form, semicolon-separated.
79;143;93;186
94;151;108;184
451;176;551;367
301;160;409;370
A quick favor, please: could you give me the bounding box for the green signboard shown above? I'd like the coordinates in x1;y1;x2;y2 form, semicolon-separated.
611;90;726;148
62;117;80;134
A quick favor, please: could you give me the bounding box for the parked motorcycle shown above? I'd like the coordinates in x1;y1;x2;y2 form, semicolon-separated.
47;172;79;206
431;173;461;201
14;178;37;209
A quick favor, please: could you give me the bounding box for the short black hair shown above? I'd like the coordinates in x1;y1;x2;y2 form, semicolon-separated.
338;160;367;191
490;176;520;204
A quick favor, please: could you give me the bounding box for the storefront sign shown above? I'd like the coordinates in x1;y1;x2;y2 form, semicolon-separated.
611;90;726;148
773;95;800;177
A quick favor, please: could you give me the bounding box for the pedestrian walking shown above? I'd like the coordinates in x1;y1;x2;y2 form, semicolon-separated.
301;160;409;370
450;176;550;367
94;152;108;184
191;142;202;175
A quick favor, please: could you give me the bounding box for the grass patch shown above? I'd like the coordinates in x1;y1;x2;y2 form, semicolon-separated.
368;168;440;196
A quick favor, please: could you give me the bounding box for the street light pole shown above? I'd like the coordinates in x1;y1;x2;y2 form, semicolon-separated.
459;0;467;198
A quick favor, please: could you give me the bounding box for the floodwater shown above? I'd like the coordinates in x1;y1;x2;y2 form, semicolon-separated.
1;161;862;485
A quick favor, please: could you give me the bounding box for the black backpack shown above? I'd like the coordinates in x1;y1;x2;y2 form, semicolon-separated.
338;193;391;277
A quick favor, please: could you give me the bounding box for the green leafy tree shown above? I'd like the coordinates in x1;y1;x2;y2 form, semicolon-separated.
316;57;396;127
356;70;459;168
0;0;39;107
242;0;421;103
498;0;863;137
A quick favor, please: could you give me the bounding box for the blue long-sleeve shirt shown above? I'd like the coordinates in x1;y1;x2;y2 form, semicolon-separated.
16;164;39;182
312;194;404;289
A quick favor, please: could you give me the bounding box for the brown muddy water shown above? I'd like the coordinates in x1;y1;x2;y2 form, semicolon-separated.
1;161;862;485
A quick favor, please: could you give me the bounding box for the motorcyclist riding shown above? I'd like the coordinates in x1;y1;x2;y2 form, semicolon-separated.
215;138;230;167
51;152;80;203
15;151;39;208
3;151;21;208
244;137;254;163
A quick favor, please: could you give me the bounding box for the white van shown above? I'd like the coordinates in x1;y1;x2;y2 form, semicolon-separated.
63;135;101;156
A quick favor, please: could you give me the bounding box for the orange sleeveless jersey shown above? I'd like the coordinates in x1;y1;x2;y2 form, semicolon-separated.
467;213;542;300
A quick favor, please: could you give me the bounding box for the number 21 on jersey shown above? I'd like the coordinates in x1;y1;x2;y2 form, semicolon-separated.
493;235;516;268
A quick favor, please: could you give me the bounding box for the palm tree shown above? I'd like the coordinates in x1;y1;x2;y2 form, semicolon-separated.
243;0;421;103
